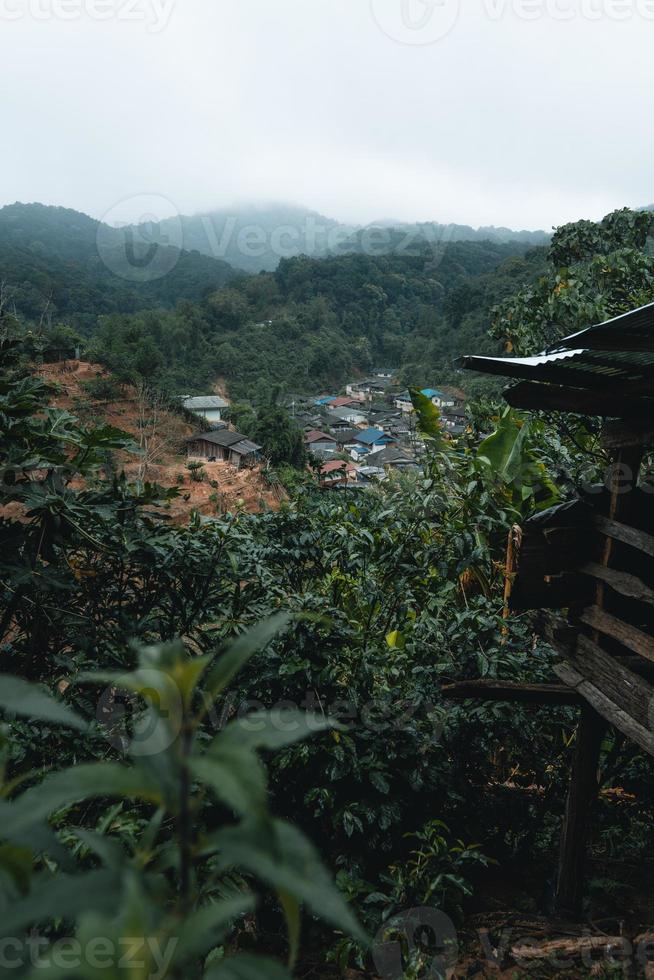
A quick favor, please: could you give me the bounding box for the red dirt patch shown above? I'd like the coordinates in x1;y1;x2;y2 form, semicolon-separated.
36;360;284;522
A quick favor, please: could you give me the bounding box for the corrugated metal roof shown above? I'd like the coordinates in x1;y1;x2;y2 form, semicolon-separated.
183;395;229;410
356;427;389;446
554;300;654;352
230;439;261;455
461;301;654;395
188;429;244;448
305;429;334;443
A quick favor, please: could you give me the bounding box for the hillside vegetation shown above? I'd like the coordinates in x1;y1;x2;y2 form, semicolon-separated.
0;203;238;330
92;242;547;397
3;207;654;977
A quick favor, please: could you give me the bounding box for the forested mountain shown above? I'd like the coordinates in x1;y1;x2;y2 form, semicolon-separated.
93;240;547;396
0;202;238;330
0;201;547;396
136;201;550;273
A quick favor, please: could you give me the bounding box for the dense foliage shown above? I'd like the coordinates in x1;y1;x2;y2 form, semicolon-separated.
3;207;654;976
492;207;654;355
0;203;238;332
91;244;547;397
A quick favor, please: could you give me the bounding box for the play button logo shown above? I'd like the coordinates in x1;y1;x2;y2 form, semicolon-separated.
371;0;460;44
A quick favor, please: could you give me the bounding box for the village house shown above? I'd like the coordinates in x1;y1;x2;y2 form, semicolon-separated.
394;391;414;413
345;378;390;402
304;429;338;453
182;395;229;426
325;396;359;409
333;429;361;449
394;388;456;413
186;429;261;469
317;459;359;488
353;427;395;450
368;410;402;431
440;405;468;434
365;445;417;472
422;388;456;409
356;464;386;483
439;385;467;406
349;445;372;463
325;405;368;427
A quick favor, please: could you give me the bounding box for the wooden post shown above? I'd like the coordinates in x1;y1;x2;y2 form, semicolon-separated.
555;705;605;915
555;443;643;916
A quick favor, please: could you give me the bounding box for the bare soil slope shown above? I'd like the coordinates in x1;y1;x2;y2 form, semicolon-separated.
39;360;284;522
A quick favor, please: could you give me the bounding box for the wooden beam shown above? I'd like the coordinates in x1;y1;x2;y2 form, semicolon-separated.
579;561;654;607
555;703;605;916
504;380;654;419
555;661;654;757
594;515;654;559
601;420;654;450
441;679;583;706
572;633;654;734
579;606;654;664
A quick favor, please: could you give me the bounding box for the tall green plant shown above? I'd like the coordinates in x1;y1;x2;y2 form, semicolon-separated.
0;622;364;979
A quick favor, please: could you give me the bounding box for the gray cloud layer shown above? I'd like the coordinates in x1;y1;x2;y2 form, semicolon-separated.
1;0;652;230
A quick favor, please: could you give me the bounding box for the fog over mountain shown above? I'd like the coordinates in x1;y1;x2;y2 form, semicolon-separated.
2;2;652;229
135;201;551;274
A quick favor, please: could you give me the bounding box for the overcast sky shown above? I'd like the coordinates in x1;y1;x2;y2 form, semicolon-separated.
2;0;653;231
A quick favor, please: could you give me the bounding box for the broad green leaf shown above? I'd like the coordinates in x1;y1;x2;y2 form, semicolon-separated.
189;750;268;817
477;410;529;484
0;843;32;896
1;763;164;838
202;614;291;705
205;955;293;980
0;869;121;933
167;895;256;966
278;889;301;971
211;711;337;754
0;676;87;731
385;630;405;650
209;818;367;943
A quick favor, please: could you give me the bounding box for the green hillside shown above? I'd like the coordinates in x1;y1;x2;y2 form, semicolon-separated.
0;202;239;331
92;240;547;396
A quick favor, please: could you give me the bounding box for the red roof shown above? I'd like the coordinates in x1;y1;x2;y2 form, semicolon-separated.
320;460;357;475
321;460;346;474
328;396;358;408
305;429;333;443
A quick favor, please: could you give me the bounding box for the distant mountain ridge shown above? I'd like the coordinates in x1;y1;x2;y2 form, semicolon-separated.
0;202;238;330
137;202;551;274
0;200;550;332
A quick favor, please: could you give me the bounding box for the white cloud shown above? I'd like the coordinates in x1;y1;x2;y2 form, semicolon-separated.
1;0;651;229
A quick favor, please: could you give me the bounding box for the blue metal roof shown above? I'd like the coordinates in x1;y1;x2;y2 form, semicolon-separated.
356;428;391;446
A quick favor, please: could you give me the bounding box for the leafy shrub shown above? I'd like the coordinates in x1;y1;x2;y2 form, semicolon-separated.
82;376;122;402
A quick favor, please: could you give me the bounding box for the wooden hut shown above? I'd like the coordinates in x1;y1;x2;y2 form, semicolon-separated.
448;301;654;914
186;429;261;469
